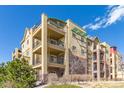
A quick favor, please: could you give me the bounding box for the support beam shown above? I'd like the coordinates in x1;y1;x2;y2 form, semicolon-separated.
41;14;48;81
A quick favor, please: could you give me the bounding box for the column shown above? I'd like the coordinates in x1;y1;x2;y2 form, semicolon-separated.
30;28;33;65
41;13;48;81
64;20;70;75
97;44;100;81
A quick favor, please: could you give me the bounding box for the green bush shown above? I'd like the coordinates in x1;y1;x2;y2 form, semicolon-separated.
0;59;36;88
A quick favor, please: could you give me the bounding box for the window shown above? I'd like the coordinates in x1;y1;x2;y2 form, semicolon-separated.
50;55;57;63
26;51;29;56
27;40;29;45
93;63;97;71
93;52;97;60
110;58;112;65
81;37;84;43
88;42;91;46
93;44;97;49
72;33;76;38
81;49;85;55
72;46;76;51
94;73;97;79
110;67;112;73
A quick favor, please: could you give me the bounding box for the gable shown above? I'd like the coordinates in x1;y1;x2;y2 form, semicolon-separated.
21;28;30;44
94;37;100;43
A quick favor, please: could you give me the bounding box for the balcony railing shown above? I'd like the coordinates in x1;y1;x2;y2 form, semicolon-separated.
48;55;64;64
33;60;41;66
48;20;65;33
32;21;41;31
93;66;97;71
48;39;64;49
33;40;41;49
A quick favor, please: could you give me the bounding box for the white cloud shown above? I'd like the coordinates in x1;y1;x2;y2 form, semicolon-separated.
83;5;124;31
95;17;101;22
105;5;124;27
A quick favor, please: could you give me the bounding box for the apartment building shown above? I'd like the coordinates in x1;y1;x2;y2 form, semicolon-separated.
101;42;111;80
86;37;109;81
116;52;123;80
12;48;22;60
109;46;123;80
12;13;122;82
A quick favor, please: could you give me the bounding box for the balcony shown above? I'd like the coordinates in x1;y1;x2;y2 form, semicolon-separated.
48;55;64;64
100;63;104;72
33;56;42;69
48;39;64;52
48;55;65;68
48;20;65;32
47;21;65;39
33;60;41;66
93;63;97;71
33;40;41;53
32;21;41;36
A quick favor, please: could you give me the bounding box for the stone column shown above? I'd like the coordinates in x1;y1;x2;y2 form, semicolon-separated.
104;48;107;80
92;43;94;81
30;28;33;65
112;53;115;79
64;20;70;75
97;44;100;81
41;13;48;81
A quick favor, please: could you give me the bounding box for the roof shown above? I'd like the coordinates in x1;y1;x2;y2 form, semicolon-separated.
21;28;30;44
48;18;67;25
87;36;100;42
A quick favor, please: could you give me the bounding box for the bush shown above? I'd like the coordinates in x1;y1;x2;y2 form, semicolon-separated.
59;75;71;84
69;74;92;82
58;74;92;84
0;59;36;88
48;73;58;85
47;74;92;85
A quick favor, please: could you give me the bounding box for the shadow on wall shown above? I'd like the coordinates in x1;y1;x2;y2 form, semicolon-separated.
69;49;87;74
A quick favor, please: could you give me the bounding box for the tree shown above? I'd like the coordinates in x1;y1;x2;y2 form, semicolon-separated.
0;59;36;88
0;62;7;87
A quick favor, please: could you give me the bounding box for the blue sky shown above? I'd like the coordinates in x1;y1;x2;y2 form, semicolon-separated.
0;5;124;63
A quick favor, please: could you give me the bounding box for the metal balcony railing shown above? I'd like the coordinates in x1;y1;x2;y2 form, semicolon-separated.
32;21;41;31
93;67;97;71
48;55;64;64
48;39;64;48
33;40;41;49
33;60;41;66
48;20;65;33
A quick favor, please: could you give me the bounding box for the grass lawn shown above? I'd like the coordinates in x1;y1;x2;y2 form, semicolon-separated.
46;84;81;88
95;83;124;88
